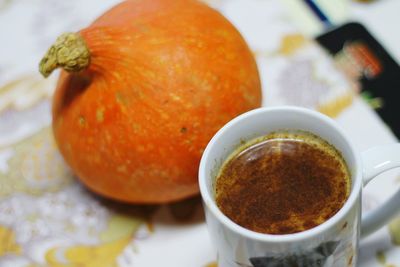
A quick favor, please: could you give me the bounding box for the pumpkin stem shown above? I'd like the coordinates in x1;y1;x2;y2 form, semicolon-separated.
39;32;90;78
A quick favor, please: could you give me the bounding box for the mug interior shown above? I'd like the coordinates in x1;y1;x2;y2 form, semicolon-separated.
199;106;362;242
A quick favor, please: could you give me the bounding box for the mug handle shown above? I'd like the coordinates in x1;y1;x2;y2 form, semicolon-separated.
361;144;400;237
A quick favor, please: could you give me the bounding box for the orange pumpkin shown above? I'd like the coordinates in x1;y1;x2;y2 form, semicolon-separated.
40;0;262;203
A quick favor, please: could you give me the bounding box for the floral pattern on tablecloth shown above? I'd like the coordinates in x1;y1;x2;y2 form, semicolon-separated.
0;82;151;266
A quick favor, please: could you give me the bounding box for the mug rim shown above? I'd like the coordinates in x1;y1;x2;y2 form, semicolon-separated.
199;106;362;243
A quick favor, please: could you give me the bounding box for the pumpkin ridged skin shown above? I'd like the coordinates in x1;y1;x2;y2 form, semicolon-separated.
52;0;262;203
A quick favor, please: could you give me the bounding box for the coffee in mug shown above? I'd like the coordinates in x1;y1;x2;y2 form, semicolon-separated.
215;131;351;235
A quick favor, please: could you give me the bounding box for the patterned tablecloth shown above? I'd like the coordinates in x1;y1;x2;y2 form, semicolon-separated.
0;0;399;266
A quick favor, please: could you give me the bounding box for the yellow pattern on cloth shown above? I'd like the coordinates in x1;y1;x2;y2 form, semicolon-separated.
318;92;354;118
46;237;130;267
0;225;21;256
0;127;73;197
389;217;400;246
0;74;56;113
256;32;355;117
278;34;308;56
0;110;146;266
44;214;142;266
278;34;355;117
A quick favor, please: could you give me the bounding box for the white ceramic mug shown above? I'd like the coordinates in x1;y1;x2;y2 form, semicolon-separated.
199;106;400;267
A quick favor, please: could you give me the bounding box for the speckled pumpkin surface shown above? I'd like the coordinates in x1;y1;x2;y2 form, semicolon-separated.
46;0;262;203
